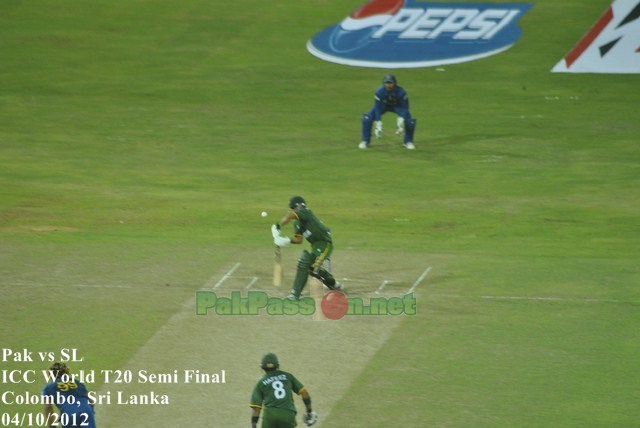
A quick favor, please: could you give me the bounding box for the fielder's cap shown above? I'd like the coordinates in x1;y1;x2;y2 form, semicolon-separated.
261;353;279;370
383;73;397;84
289;196;306;209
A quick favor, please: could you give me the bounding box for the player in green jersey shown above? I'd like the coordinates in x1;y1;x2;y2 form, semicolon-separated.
249;353;317;427
271;196;342;299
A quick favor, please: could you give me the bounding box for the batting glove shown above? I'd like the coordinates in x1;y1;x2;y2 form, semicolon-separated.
374;121;382;138
274;236;291;247
303;411;318;426
271;224;281;240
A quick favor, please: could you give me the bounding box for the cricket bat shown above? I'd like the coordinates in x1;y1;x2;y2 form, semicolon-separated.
273;246;282;287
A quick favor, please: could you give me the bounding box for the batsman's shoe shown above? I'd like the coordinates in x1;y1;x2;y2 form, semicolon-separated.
404;142;416;150
395;126;404;135
358;141;368;149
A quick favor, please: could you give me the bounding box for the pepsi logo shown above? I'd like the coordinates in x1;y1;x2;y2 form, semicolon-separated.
307;0;533;68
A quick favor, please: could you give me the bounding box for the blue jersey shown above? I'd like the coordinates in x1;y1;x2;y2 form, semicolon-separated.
42;379;96;428
372;85;409;119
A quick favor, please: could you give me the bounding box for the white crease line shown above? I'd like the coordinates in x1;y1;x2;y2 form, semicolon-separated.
208;262;241;290
408;266;432;294
245;277;258;290
375;280;389;294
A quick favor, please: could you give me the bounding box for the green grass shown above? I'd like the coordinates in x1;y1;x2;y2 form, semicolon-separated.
1;0;639;426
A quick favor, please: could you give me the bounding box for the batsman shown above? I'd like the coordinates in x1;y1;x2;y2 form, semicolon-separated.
271;196;341;299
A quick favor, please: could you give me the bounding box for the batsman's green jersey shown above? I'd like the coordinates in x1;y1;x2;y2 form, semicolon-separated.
250;370;305;427
292;207;332;244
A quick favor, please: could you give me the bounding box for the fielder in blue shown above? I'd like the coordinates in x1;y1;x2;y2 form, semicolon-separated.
360;74;416;150
42;362;96;428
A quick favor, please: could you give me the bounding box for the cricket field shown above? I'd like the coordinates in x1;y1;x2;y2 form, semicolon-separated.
1;0;639;426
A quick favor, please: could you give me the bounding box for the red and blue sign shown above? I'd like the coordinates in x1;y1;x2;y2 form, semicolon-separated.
307;0;533;68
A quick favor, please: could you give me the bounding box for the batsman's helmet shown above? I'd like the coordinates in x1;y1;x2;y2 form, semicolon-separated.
49;362;70;379
383;73;397;84
289;196;306;209
261;353;280;371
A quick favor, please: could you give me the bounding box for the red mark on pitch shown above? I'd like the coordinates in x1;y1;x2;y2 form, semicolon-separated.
321;291;348;320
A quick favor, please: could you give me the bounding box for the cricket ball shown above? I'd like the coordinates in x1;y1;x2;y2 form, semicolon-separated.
261;211;268;217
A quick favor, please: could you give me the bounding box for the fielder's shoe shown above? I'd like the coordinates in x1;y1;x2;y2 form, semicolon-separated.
395;127;404;135
404;142;416;150
286;291;299;300
358;141;368;149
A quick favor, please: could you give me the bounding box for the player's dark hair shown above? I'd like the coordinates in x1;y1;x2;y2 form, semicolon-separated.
49;362;70;379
